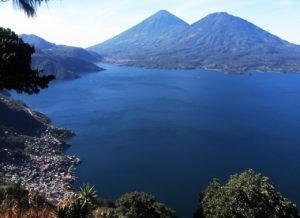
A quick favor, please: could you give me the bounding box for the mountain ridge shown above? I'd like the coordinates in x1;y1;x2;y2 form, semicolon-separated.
20;34;104;79
88;10;189;58
89;11;300;73
20;34;55;50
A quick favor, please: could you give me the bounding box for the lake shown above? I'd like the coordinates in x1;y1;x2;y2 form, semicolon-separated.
12;64;300;217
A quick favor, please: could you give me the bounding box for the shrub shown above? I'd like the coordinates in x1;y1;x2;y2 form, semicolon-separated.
194;169;298;218
0;183;55;217
115;192;177;218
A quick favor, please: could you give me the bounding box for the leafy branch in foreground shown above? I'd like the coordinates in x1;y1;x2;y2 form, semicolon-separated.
0;0;48;17
0;27;54;94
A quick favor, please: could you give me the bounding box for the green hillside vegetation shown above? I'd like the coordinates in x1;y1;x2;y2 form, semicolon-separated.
1;170;298;218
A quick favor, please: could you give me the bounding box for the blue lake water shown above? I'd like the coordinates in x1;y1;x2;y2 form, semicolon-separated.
13;64;300;217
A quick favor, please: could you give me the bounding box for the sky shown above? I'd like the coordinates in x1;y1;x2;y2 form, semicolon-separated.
0;0;300;48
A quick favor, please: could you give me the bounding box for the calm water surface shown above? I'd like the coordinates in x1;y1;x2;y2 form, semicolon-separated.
13;64;300;217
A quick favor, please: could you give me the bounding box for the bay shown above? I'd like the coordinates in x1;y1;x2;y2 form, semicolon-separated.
13;64;300;217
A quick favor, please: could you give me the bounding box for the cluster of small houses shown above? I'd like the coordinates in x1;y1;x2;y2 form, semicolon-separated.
0;133;80;203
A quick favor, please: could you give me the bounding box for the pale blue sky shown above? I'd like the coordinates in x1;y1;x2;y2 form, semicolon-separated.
0;0;299;47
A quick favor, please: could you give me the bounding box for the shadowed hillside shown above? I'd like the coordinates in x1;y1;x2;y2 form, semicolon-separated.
21;34;104;80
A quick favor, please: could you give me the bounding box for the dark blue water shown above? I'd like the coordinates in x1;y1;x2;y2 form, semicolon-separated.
13;64;300;217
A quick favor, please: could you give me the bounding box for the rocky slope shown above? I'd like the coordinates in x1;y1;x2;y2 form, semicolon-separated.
0;93;79;203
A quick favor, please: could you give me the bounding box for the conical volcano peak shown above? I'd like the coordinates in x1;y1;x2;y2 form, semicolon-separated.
88;9;189;56
154;10;172;15
208;11;231;17
89;10;300;74
192;11;244;27
144;10;189;26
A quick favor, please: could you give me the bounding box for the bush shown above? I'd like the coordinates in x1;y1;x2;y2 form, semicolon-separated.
115;192;177;218
194;169;298;218
0;183;55;217
0;183;29;212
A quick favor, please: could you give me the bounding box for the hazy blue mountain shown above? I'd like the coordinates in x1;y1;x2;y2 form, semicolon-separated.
88;10;189;59
89;11;300;73
45;45;102;63
32;50;101;80
20;34;55;50
20;34;103;79
150;12;300;72
21;34;102;63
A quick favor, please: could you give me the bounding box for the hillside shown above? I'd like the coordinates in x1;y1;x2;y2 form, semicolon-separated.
20;34;104;79
0;93;78;202
89;10;189;59
46;45;102;63
20;34;55;50
89;11;300;73
32;50;101;80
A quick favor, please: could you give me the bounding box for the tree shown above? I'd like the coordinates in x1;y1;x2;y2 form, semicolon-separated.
0;0;53;94
115;192;177;218
194;169;298;218
0;0;48;17
0;27;54;94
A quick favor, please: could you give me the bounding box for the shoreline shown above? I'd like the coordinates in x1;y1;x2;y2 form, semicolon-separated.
0;93;81;204
100;59;300;74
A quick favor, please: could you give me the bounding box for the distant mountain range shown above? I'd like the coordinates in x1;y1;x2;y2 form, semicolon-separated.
89;10;300;73
21;34;104;79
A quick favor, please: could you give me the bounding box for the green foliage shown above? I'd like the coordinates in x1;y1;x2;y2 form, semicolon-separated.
77;183;98;208
57;184;98;218
0;28;54;94
57;190;176;218
3;172;298;218
94;197;115;209
194;169;298;218
115;192;177;218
